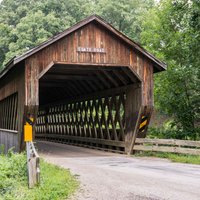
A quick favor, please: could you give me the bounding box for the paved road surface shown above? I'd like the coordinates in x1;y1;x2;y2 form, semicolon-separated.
36;141;200;200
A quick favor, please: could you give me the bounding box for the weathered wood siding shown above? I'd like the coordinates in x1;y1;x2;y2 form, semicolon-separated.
0;65;25;150
130;52;154;106
25;22;154;108
0;129;19;153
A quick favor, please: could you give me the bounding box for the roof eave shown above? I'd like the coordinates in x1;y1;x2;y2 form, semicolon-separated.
0;57;15;79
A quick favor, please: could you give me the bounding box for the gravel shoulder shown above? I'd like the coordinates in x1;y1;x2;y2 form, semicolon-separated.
36;141;200;200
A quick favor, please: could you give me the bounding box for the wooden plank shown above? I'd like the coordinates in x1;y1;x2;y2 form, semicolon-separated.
88;100;98;138
13;93;18;130
51;64;127;72
101;71;119;87
106;96;119;141
94;71;111;89
100;98;111;140
122;67;140;83
40;84;139;108
10;94;15;130
94;99;104;139
41;74;97;81
54;61;129;69
0;129;18;153
37;61;54;79
135;138;200;148
85;80;99;92
0;128;18;133
134;145;200;155
26;142;40;188
112;70;129;85
114;95;125;141
83;101;92;138
4;97;9;129
6;96;11;129
77;80;93;93
125;84;142;154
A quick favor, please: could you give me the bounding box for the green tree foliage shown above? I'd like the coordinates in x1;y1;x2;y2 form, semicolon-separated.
0;0;76;66
84;0;154;41
141;0;200;139
0;0;154;69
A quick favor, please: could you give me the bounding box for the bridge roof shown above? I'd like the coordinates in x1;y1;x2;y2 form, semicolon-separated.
0;15;166;80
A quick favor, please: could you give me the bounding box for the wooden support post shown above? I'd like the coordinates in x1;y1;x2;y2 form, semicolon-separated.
23;59;39;149
137;106;153;138
26;141;40;188
125;84;142;154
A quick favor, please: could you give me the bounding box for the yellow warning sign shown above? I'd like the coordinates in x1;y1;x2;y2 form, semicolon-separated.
24;124;33;142
139;119;147;129
24;118;34;142
139;116;148;131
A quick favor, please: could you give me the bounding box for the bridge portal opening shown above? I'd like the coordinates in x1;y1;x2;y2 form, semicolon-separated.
0;15;166;154
36;63;141;153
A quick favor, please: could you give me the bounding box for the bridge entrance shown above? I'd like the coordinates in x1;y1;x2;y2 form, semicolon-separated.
35;62;141;153
0;15;166;153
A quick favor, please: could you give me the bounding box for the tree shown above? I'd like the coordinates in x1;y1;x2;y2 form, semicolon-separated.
0;0;155;69
4;11;72;64
141;0;200;139
0;0;79;68
83;0;154;41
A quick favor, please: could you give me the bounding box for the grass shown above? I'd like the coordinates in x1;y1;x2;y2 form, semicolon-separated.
134;151;200;165
0;151;79;200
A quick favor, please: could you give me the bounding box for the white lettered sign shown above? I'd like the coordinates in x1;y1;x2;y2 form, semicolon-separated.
77;47;106;53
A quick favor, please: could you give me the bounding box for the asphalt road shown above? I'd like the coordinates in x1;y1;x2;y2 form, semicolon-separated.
36;141;200;200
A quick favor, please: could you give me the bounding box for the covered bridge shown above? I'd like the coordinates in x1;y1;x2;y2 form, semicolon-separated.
0;15;166;154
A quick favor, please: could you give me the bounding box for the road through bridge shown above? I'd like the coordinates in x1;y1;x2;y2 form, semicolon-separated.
37;140;200;200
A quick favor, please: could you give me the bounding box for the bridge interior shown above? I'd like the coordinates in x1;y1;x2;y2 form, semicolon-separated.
36;63;141;153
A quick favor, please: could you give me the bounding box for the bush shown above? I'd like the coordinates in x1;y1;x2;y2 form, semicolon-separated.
148;120;200;140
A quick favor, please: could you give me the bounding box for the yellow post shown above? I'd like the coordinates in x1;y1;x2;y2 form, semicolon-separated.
24;118;34;142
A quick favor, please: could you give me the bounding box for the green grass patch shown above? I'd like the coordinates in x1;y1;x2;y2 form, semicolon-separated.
134;151;200;165
0;152;79;200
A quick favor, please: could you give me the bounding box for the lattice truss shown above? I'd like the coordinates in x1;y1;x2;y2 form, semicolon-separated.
36;93;126;150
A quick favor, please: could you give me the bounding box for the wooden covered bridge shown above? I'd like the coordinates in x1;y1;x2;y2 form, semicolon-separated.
0;15;166;154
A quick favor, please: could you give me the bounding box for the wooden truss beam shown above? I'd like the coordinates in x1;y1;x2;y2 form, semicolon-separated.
41;83;140;107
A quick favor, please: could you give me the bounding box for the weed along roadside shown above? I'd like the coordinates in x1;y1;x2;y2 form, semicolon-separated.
134;151;200;165
0;151;79;200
